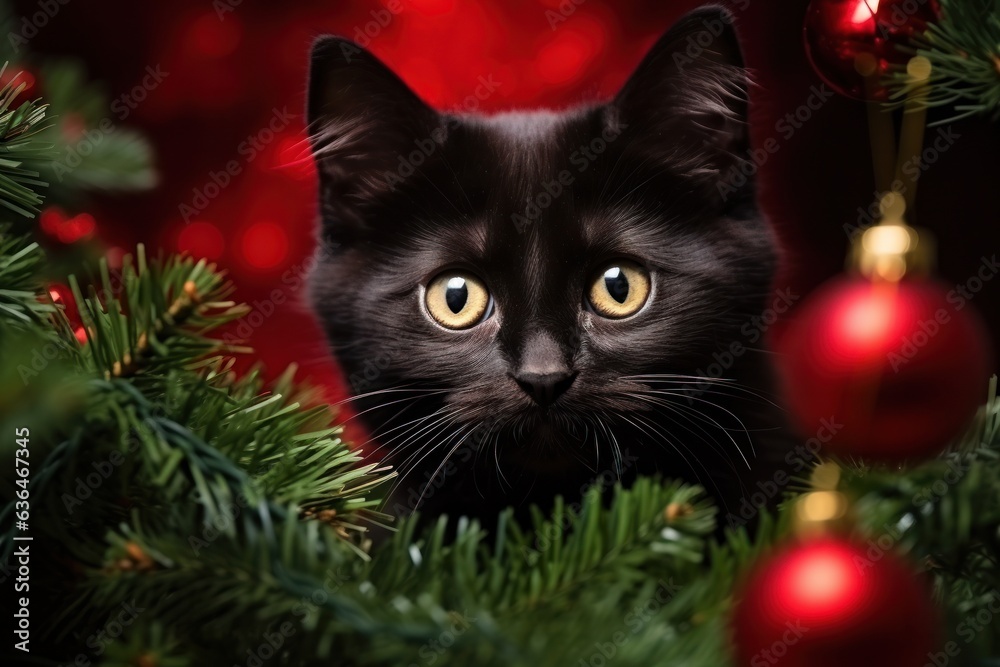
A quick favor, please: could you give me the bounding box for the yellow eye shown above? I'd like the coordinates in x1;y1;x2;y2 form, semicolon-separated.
425;271;491;329
587;261;650;319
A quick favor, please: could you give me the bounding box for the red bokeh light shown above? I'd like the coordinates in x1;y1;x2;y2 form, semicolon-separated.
177;221;226;261
536;30;597;85
0;67;35;98
40;208;97;244
240;221;289;269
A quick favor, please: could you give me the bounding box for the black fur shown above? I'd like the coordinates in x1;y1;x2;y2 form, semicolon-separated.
307;7;790;525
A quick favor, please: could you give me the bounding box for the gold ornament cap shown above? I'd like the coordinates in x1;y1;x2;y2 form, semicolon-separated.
850;192;935;281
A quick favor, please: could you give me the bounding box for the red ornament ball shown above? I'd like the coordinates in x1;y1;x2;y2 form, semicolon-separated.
776;277;991;462
732;536;941;667
803;0;940;100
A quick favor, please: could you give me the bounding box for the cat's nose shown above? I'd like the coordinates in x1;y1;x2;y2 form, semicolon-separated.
514;371;576;408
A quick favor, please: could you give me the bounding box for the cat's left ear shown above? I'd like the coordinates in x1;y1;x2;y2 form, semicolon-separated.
307;37;444;229
609;7;750;190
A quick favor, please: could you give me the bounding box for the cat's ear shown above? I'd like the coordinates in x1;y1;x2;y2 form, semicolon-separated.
609;7;750;193
307;37;444;229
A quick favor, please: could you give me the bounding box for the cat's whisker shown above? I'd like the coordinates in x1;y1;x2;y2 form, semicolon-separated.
621;374;784;409
362;406;453;458
396;403;494;479
563;416;602;474
386;409;469;506
415;423;478;510
624;392;746;474
640;390;754;468
338;390;451;428
621;410;712;493
624;393;712;450
492;418;512;492
377;407;463;465
625;390;749;469
329;384;450;408
645;388;761;443
628;411;737;519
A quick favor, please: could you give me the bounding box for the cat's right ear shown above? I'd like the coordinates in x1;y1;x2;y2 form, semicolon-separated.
307;38;443;230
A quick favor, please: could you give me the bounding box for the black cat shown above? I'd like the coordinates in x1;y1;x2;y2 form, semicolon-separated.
307;6;791;527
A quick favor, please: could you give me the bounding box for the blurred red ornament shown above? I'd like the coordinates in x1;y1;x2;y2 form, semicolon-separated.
732;536;940;667
777;277;991;462
803;0;940;100
40;207;97;244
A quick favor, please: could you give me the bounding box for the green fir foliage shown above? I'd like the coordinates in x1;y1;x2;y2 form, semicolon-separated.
888;0;1000;124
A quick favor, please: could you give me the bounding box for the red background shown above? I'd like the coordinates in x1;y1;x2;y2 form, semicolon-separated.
20;0;1000;412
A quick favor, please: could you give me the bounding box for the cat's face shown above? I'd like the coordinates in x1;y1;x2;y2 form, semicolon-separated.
307;8;778;493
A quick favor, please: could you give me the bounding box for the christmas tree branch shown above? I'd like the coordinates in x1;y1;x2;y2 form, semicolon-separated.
68;246;250;382
0;63;49;217
887;0;1000;125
